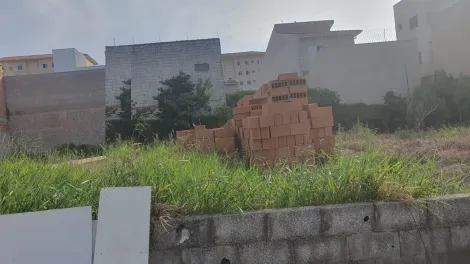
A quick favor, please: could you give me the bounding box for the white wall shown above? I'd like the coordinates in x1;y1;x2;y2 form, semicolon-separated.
257;30;301;85
309;40;420;104
52;48;78;72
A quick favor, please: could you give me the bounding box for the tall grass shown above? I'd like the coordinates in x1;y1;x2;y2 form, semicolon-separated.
0;139;467;217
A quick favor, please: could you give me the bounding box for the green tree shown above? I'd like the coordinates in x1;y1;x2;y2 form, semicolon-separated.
308;87;341;106
154;72;212;138
225;90;256;108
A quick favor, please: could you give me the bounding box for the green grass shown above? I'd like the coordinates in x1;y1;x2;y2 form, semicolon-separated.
1;139;467;217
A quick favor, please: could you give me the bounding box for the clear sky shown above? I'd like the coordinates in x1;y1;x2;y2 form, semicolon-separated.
0;0;400;64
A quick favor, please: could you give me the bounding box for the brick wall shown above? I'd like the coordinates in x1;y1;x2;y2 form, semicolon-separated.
105;38;225;108
4;69;105;149
150;194;470;263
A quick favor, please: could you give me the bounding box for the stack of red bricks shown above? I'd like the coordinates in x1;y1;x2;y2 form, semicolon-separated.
176;72;335;167
175;124;237;152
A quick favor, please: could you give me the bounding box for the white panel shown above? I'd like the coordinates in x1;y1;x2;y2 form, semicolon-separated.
93;187;151;264
0;207;93;264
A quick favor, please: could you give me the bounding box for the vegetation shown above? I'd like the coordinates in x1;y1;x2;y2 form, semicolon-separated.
1;124;468;217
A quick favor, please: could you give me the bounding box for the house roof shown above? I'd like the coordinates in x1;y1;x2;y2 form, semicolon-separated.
0;54;53;62
84;54;98;65
299;30;363;38
222;51;265;58
274;20;335;34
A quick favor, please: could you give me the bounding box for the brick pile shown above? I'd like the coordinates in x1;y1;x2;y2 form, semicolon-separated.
176;73;335;167
176;125;237;152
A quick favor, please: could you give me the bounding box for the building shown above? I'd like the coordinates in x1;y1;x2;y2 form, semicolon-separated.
222;51;265;90
258;20;420;104
394;0;470;76
0;48;99;76
105;38;226;108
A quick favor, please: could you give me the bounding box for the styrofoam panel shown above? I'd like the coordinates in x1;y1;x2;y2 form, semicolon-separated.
0;206;93;264
93;187;151;264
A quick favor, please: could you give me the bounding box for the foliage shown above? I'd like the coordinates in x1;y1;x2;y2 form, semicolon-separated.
153;72;212;139
199;104;233;129
308;87;341;106
225;90;257;108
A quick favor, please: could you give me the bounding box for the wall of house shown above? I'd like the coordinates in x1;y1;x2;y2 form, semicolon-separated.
257;31;301;86
0;68;10;158
150;194;470;263
1;58;54;76
222;54;264;91
3;69;105;150
308;40;420;104
105;38;225;108
428;0;470;76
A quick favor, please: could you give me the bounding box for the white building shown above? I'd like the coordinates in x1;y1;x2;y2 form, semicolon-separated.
394;0;470;76
222;51;265;91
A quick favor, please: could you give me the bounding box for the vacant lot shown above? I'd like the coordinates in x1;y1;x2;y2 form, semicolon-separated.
0;124;468;217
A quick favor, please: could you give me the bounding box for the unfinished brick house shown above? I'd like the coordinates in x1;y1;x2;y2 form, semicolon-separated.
176;73;334;166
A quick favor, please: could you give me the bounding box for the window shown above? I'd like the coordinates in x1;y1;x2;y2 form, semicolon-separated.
253;80;256;83
8;66;13;71
238;71;242;76
194;63;209;71
237;61;240;66
410;15;418;30
396;24;403;32
52;63;54;68
419;52;422;65
247;80;252;84
245;61;249;65
42;64;48;69
260;60;263;64
17;65;23;71
251;60;254;63
246;71;250;75
252;70;255;73
239;81;244;85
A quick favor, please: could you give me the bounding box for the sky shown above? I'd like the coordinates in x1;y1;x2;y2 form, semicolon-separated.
0;0;400;64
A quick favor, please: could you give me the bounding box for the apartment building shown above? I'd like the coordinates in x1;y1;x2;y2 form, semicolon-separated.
0;48;99;76
222;51;265;90
394;0;469;76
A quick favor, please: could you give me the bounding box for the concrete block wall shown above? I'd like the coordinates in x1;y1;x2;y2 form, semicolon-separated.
150;194;470;263
105;38;225;108
4;69;105;149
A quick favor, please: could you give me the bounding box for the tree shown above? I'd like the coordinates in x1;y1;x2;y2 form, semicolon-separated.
308;87;341;106
154;72;212;138
225;90;256;108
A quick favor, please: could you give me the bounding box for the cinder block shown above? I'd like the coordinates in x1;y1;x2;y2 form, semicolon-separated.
299;111;308;122
287;135;296;146
270;125;290;137
294;134;305;146
240;241;292;264
250;139;263;150
274;114;283;126
182;245;238;264
427;194;470;227
268;207;321;241
259;116;274;127
290;121;310;135
270;137;279;149
249;128;261;139
213;212;266;245
451;225;470;251
278;136;287;148
322;203;374;236
399;228;451;259
295;236;348;264
374;202;427;231
290;111;299;124
347;232;400;261
262;139;271;150
244;117;260;128
260;127;270;139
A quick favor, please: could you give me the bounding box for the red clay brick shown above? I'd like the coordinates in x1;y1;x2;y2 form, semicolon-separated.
270;137;279;149
295;144;316;158
244;128;250;139
302;103;318;112
270;125;290;137
234;112;250;121
295;134;305;146
278;73;299;80
325;126;333;137
299;111;309;122
262;139;271;150
289;85;307;94
287;135;296;146
262;101;304;116
282;113;291;125
290;111;300;123
259;115;275;127
275;147;290;159
260;127;270;139
278;136;287;148
215;137;235;151
274;114;283;126
317;127;326;137
310;115;334;129
244;116;260;128
194;128;213;138
250;128;262;139
251;110;262;116
241;139;248;149
310;128;318;139
232;105;251;115
235;120;243;128
290;121;311;135
238;128;244;138
250;139;263;150
309;106;333;119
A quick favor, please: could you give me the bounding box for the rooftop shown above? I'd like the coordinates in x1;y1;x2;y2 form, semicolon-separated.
0;54;52;62
222;51;265;58
274;20;335;34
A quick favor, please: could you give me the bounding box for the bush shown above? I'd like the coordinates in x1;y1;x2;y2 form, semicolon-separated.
225;90;256;108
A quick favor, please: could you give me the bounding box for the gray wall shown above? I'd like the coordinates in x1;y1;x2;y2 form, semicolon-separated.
150;194;470;263
4;69;105;149
309;40;420;104
105;38;225;108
